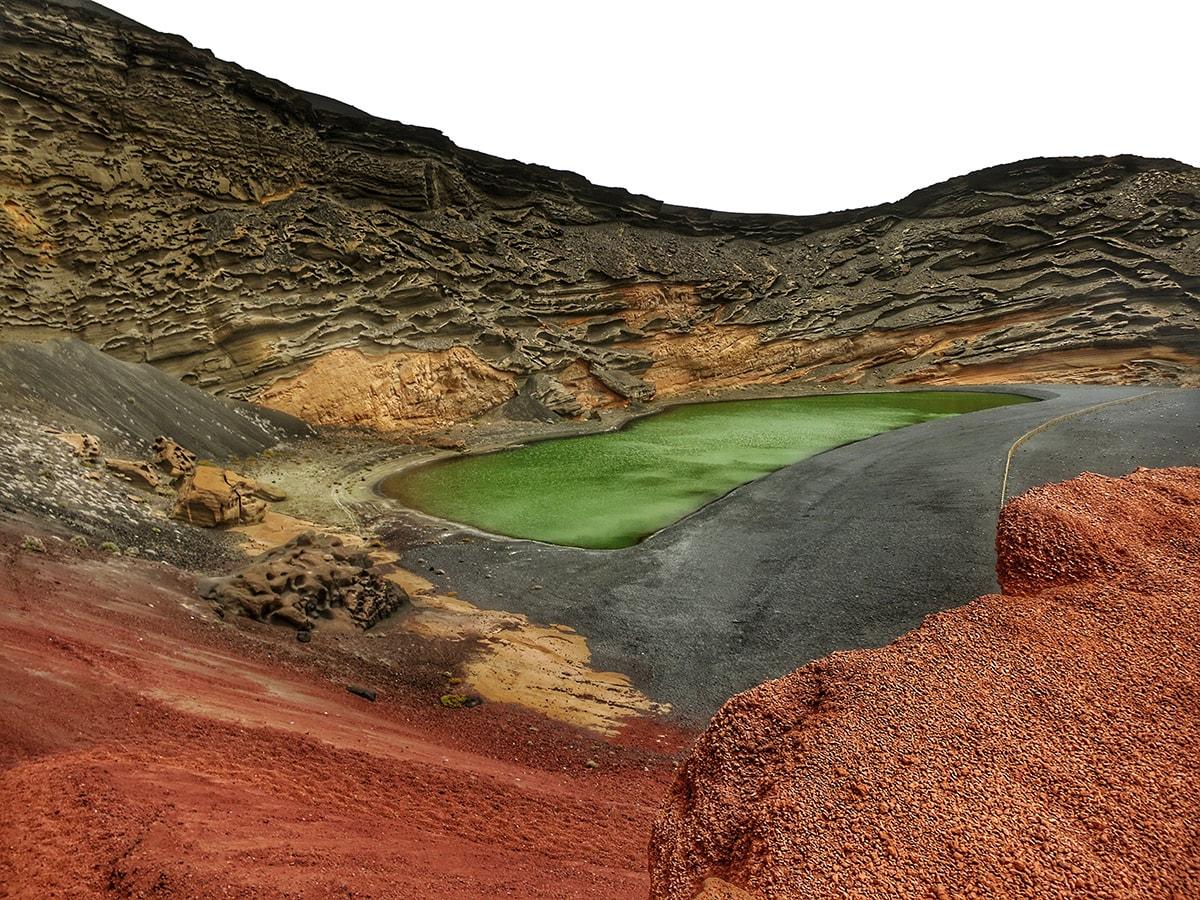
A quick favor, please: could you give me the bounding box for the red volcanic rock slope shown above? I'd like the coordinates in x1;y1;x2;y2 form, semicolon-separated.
651;467;1200;900
0;535;689;899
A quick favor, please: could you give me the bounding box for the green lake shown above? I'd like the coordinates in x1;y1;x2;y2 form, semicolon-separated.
380;391;1032;549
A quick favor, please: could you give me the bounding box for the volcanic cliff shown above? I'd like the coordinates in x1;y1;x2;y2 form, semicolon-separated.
2;1;1199;430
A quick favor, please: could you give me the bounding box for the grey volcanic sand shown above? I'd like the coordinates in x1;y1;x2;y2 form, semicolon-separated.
394;385;1200;720
0;339;309;459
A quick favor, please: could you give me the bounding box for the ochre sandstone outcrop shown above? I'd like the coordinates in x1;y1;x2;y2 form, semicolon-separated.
196;531;408;630
256;346;516;430
172;465;281;527
152;436;197;479
650;468;1200;899
103;457;161;488
1;1;1198;431
48;430;101;463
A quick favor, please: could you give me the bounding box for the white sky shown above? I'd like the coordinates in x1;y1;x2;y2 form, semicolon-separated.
105;0;1198;216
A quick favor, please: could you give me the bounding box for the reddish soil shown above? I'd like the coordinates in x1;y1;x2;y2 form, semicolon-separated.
650;467;1200;899
0;532;692;899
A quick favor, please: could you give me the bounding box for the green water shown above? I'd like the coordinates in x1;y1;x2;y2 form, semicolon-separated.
382;391;1032;549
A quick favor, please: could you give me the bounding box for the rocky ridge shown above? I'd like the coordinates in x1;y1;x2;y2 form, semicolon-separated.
2;1;1199;430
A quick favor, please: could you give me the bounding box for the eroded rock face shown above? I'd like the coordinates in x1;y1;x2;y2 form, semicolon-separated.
2;1;1198;432
255;346;517;431
171;465;278;527
103;457;160;488
196;532;408;630
649;468;1200;899
152;436;197;479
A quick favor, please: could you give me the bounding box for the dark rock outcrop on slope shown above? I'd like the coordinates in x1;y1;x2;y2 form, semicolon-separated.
2;1;1199;430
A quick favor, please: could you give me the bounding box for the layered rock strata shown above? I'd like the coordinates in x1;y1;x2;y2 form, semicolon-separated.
2;1;1198;429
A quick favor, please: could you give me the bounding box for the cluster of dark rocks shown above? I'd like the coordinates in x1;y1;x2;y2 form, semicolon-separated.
196;532;408;631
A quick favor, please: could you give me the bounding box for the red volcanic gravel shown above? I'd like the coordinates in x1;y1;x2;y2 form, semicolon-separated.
0;531;691;899
650;467;1200;900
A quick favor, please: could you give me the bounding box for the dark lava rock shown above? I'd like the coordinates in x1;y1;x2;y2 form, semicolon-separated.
196;532;408;631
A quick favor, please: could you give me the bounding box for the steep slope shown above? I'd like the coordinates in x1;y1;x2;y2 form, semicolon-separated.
2;1;1199;430
649;467;1200;899
0;525;688;899
0;338;308;457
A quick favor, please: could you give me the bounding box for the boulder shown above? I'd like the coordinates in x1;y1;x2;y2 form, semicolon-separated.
592;365;656;403
104;457;161;488
172;465;268;527
527;373;584;416
196;531;407;630
430;435;467;452
693;880;758;900
152;435;197;479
